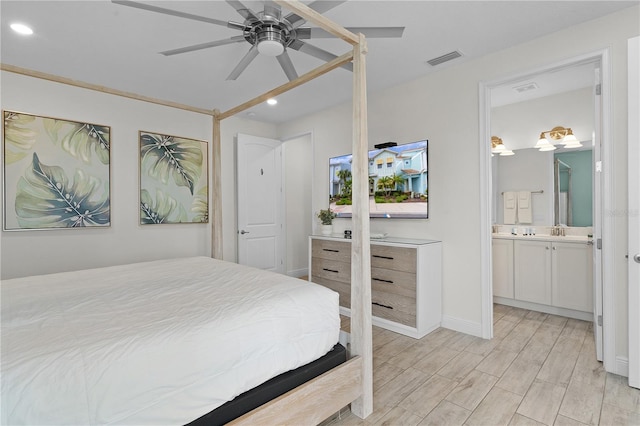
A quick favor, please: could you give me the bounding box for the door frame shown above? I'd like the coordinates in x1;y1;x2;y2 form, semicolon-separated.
478;49;615;370
628;35;639;388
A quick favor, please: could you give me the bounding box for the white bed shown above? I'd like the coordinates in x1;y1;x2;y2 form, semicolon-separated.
1;256;340;425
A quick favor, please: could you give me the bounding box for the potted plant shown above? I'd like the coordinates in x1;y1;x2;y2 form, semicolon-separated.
317;208;336;235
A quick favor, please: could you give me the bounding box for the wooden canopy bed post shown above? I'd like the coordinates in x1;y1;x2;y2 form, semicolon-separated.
349;33;373;419
211;109;223;260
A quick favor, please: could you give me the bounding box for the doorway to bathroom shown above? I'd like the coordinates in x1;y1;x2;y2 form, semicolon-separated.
479;50;612;366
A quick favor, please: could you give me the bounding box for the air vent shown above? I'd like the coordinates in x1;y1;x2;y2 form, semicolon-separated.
513;82;539;93
426;50;462;66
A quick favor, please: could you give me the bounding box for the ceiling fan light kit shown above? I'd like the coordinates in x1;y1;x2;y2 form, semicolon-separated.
112;0;404;81
256;30;285;56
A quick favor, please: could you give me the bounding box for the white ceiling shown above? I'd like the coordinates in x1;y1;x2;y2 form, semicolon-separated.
1;1;638;123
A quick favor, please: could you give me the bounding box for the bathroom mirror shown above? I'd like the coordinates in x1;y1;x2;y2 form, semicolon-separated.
491;80;595;228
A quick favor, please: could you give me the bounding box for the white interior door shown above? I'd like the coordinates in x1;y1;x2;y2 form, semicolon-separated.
237;133;284;273
627;36;639;389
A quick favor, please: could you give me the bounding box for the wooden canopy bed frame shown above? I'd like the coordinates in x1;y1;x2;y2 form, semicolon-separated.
1;0;373;423
214;2;373;422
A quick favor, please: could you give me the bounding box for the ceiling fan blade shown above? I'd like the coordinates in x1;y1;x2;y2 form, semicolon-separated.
112;1;230;27
277;51;299;81
302;26;405;39
227;45;260;80
288;40;353;72
225;0;261;22
161;35;246;56
285;0;347;29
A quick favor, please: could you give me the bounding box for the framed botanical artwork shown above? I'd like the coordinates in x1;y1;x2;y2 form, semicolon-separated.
2;110;111;230
139;131;208;224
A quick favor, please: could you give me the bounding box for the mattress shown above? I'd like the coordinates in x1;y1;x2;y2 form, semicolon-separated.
1;256;340;425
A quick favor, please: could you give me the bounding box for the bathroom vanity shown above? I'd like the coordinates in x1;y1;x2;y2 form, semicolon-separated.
492;232;593;321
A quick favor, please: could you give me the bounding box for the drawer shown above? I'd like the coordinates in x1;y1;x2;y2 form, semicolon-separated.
311;257;350;284
310;276;351;308
372;289;416;316
372;302;416;327
370;245;416;272
370;267;416;298
312;239;351;262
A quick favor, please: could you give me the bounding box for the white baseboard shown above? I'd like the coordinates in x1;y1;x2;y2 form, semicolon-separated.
287;267;308;278
493;297;592;322
615;356;629;377
441;315;483;338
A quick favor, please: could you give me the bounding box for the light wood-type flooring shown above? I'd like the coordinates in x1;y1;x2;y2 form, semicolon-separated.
329;304;640;426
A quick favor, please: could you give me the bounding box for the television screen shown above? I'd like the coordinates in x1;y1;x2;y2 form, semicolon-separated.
329;140;428;219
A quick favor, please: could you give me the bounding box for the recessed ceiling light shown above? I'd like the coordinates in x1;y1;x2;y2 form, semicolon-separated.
10;23;33;35
266;98;278;106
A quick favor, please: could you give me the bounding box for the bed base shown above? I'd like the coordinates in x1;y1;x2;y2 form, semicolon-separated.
229;356;362;425
188;344;351;425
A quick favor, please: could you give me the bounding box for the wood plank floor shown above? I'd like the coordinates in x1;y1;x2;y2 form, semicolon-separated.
329;304;640;426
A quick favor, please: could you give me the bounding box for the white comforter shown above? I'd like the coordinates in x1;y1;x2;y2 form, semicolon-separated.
1;257;339;425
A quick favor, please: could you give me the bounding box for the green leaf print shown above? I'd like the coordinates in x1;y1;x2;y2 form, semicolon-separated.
3;112;37;164
43;118;110;165
15;153;110;228
140;133;203;195
140;189;187;224
191;185;208;223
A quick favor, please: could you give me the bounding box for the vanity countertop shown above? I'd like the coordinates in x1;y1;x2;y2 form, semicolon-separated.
492;233;592;243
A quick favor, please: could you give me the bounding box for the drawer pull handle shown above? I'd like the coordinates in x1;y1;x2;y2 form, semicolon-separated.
322;249;340;253
372;254;394;260
372;302;393;310
322;268;339;273
372;277;394;284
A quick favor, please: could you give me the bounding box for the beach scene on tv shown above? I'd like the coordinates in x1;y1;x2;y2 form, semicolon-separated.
329;140;428;219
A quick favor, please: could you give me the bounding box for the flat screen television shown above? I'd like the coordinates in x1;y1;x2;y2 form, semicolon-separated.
329;139;428;219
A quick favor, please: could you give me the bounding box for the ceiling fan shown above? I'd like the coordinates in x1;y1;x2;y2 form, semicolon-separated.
112;0;404;81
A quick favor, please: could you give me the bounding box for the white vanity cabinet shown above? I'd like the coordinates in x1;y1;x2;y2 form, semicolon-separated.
551;241;593;312
309;235;442;338
492;238;514;299
514;240;552;305
493;236;593;319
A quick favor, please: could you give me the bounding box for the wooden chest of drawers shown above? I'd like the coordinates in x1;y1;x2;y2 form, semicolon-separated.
309;236;442;338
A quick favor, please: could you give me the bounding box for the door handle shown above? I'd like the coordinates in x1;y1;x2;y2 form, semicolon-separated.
634;254;640;264
239;230;250;235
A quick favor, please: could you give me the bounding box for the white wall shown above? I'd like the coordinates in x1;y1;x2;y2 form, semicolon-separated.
0;72;211;279
277;5;639;361
0;72;276;278
283;133;312;277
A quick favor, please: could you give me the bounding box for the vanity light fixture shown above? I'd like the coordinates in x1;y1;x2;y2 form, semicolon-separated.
536;126;582;151
561;128;582;148
535;132;556;151
491;136;514;156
